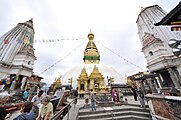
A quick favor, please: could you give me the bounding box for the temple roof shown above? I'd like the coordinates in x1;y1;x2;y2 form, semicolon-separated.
78;67;89;81
89;65;104;79
155;2;181;26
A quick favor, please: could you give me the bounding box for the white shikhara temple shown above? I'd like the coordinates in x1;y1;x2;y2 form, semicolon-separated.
137;5;181;88
0;19;36;80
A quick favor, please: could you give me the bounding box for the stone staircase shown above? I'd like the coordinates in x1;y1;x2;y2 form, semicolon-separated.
78;104;152;120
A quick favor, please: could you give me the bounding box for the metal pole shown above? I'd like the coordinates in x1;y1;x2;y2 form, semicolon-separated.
67;105;70;120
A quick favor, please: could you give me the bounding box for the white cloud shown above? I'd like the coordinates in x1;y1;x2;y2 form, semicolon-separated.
0;0;180;84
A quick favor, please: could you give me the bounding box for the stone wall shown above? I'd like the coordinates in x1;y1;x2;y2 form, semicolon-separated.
146;94;181;120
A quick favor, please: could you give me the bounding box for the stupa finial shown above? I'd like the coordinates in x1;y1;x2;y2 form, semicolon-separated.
88;29;94;40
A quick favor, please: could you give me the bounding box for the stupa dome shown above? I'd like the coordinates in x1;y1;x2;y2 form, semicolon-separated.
61;31;126;92
62;63;126;88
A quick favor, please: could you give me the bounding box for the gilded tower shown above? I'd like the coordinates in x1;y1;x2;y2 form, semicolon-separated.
77;67;89;94
83;31;100;64
77;31;108;96
89;65;105;92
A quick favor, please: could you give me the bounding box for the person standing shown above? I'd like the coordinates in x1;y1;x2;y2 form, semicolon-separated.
111;88;117;103
23;89;29;101
131;86;138;101
13;101;35;120
31;90;44;118
137;88;145;108
90;89;96;111
118;89;124;102
73;88;78;105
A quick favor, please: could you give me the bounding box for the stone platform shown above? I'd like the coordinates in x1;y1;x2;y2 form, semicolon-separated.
63;95;149;120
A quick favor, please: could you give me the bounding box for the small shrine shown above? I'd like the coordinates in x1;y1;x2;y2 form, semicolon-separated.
51;76;62;92
77;65;107;96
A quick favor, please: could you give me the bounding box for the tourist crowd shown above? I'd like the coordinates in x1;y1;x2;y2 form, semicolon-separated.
0;86;60;120
1;84;180;120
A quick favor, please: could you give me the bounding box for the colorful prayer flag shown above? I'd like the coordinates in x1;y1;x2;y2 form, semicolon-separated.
3;39;9;44
23;39;29;44
171;26;181;31
18;39;23;44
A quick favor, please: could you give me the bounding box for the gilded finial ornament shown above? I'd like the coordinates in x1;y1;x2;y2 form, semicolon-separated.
88;29;94;40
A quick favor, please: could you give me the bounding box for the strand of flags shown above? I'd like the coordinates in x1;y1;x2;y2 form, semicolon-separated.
2;37;86;44
95;39;144;71
38;39;87;75
170;21;181;31
171;25;181;31
3;39;33;45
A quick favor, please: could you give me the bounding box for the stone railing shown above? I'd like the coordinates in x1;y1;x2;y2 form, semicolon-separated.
95;93;112;102
94;93;114;106
145;94;181;120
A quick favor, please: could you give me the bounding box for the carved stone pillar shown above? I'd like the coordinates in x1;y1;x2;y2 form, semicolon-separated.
168;68;181;88
157;73;164;88
151;78;158;93
84;81;87;92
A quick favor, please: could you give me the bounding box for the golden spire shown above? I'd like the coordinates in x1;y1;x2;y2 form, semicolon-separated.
89;65;104;79
78;67;89;81
84;30;100;64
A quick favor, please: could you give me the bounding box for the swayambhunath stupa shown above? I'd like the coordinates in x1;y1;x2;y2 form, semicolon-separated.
62;31;126;97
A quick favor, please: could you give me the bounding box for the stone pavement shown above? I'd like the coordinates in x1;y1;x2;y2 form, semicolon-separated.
63;95;147;120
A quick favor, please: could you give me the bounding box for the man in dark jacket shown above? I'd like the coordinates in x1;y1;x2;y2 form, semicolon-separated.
13;101;35;120
137;88;145;108
73;88;79;104
131;86;138;101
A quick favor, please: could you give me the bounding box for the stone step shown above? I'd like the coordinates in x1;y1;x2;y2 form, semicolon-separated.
79;106;150;115
81;115;152;120
78;111;152;120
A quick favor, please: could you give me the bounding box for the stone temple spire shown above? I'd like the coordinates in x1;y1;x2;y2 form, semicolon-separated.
0;19;36;78
83;31;100;64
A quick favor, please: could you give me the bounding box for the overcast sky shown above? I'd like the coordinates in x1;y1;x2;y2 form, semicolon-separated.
0;0;180;84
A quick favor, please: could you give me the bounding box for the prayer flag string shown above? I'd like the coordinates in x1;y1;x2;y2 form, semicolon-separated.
95;39;144;71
